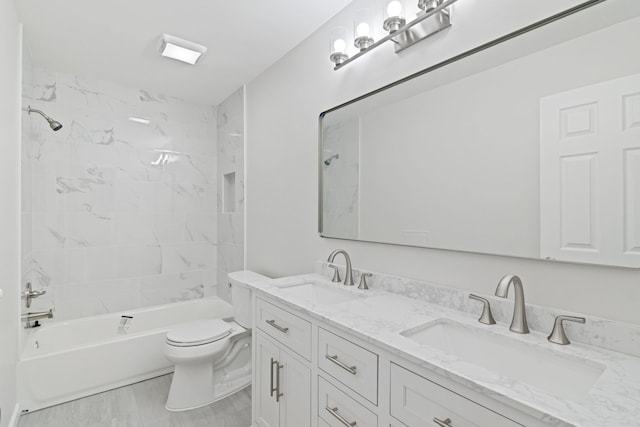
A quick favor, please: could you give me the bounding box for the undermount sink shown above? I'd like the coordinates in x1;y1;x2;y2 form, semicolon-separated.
276;282;361;306
401;319;605;401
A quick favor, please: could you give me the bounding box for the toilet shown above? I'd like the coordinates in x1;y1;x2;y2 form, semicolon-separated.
163;270;269;411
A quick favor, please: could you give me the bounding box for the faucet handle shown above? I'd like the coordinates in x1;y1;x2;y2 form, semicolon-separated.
328;265;341;283
548;315;585;345
358;273;372;290
468;294;496;325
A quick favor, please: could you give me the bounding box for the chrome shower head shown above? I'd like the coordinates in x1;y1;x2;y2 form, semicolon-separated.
324;153;339;166
24;106;63;132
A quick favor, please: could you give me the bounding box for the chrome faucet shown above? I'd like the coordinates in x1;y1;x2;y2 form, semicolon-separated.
22;282;47;308
494;274;529;334
327;249;354;286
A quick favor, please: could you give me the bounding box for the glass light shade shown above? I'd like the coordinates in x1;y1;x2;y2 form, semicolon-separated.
333;38;347;52
329;27;349;66
383;0;406;33
329;27;349;54
356;22;371;37
353;9;374;51
353;8;374;38
386;0;403;18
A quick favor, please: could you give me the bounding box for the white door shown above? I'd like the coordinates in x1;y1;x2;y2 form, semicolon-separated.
255;332;280;427
540;73;640;267
279;348;311;427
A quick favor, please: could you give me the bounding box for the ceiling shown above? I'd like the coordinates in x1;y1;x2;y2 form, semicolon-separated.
17;0;351;105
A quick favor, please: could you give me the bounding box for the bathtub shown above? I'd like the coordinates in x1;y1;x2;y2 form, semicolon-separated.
18;297;233;412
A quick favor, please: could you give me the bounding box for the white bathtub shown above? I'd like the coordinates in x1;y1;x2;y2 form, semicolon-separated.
18;297;233;412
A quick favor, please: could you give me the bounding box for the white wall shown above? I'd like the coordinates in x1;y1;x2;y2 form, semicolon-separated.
0;0;22;423
246;0;640;326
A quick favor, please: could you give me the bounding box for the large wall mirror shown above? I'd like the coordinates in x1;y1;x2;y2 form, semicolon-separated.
319;0;640;268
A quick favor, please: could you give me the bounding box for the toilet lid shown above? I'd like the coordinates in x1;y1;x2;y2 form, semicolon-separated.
166;319;232;346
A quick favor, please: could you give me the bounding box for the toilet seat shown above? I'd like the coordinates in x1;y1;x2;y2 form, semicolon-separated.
166;319;233;347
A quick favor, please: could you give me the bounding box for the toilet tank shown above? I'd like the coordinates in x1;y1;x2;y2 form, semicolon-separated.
228;270;270;328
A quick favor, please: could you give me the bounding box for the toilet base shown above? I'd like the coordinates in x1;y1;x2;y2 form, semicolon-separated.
165;334;252;411
165;366;251;411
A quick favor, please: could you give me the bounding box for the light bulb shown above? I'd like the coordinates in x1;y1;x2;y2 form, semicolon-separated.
387;0;402;17
356;22;370;37
333;38;346;53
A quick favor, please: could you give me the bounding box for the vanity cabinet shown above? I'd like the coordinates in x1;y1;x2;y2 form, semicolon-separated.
253;293;541;427
389;363;521;427
254;331;311;427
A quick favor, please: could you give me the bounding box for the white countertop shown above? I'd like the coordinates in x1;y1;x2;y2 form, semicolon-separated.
249;273;640;427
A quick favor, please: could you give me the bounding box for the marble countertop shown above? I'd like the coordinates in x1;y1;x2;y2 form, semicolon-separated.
249;273;640;427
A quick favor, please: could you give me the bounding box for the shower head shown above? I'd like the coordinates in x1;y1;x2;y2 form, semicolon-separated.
24;106;63;131
324;153;339;166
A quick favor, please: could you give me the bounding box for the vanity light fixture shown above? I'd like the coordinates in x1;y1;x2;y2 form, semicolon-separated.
159;34;207;65
329;27;349;66
353;9;375;51
329;0;457;70
383;1;406;33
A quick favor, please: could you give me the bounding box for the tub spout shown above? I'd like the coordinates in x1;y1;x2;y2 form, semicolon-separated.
22;309;53;328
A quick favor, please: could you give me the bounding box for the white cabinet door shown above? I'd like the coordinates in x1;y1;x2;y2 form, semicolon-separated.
255;333;280;427
255;330;311;427
540;73;640;267
280;349;311;427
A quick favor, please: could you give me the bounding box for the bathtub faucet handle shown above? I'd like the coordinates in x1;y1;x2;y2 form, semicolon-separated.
22;282;47;308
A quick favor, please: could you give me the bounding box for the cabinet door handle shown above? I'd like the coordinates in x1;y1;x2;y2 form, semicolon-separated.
269;358;277;397
325;354;357;375
275;360;284;402
433;417;452;426
325;406;357;426
266;319;289;334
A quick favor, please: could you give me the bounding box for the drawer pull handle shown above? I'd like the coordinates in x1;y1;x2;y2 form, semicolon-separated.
325;354;357;375
433;417;452;427
266;319;289;334
326;406;356;426
324;354;356;375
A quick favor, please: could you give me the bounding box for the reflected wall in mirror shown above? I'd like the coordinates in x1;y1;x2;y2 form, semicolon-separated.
319;0;640;268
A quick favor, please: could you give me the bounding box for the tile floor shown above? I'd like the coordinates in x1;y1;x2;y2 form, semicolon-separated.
18;374;252;427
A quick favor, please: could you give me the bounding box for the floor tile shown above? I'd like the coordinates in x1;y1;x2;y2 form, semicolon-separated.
18;374;252;427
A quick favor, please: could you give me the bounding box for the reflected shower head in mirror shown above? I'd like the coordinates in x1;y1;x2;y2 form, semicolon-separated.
23;105;63;131
324;153;339;166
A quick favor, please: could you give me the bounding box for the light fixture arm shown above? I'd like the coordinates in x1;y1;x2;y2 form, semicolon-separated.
333;0;457;71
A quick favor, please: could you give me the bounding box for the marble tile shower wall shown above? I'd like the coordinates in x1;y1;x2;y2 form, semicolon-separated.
321;118;359;239
22;67;218;320
216;87;245;302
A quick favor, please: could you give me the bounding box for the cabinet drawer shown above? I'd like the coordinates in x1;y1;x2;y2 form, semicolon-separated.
319;376;377;427
256;298;311;360
390;363;521;427
318;327;378;405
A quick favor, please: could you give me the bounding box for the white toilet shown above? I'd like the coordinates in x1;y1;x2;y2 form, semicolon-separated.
163;270;269;411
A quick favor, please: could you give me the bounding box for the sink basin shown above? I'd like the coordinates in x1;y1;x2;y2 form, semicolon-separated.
277;282;361;306
401;319;605;401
